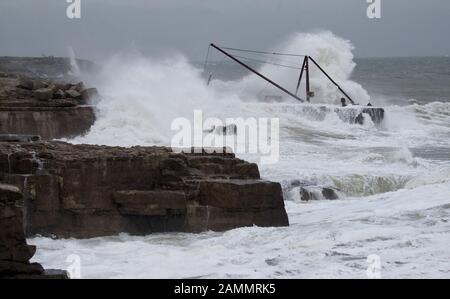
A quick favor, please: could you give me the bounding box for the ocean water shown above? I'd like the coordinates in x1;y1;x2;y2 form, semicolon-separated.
29;32;450;278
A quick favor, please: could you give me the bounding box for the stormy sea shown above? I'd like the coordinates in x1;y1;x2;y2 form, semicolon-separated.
29;32;450;278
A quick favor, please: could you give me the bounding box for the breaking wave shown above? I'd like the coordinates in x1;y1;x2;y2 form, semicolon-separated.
69;38;450;198
70;31;377;145
229;31;371;105
31;31;450;279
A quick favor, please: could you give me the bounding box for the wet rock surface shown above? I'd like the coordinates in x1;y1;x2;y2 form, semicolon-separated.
297;105;384;125
300;186;340;201
0;183;67;279
1;76;99;106
0;76;96;139
0;57;289;279
0;142;289;238
287;179;341;201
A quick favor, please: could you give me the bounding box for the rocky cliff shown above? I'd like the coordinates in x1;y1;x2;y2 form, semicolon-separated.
0;57;290;280
0;183;67;278
0;142;289;238
0;75;96;140
0;56;97;79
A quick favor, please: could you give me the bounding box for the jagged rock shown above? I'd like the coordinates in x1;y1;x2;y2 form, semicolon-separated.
73;82;85;92
322;187;339;200
32;80;47;90
1;70;96;140
65;89;81;99
300;186;340;201
53;89;66;99
0;142;289;238
17;78;34;90
52;83;70;91
32;88;53;101
300;187;310;201
286;179;340;201
0;183;67;279
16;78;49;91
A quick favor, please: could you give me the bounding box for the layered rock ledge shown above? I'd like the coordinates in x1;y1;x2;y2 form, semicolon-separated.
0;142;289;238
0;76;96;140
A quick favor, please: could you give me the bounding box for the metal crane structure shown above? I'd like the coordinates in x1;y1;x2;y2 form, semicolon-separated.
206;43;356;105
203;43;385;125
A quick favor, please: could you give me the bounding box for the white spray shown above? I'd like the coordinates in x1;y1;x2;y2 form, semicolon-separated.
68;46;81;77
71;31;372;146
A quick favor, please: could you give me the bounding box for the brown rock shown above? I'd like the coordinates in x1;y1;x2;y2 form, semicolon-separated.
186;205;289;232
0;106;95;140
74;82;85;92
0;261;44;277
114;190;186;216
0;183;21;202
10;244;36;262
33;88;53;101
300;187;312;201
53;89;66;99
300;186;340;201
32;80;47;90
17;78;34;90
234;163;260;179
322;187;339;200
0;183;67;278
0;142;289;238
199;179;284;209
53;83;71;91
65;89;81;99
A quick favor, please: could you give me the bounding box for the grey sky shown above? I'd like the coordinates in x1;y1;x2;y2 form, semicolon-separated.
0;0;449;62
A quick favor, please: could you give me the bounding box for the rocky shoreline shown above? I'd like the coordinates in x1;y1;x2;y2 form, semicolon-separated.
0;75;97;140
0;58;289;278
0;142;289;238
